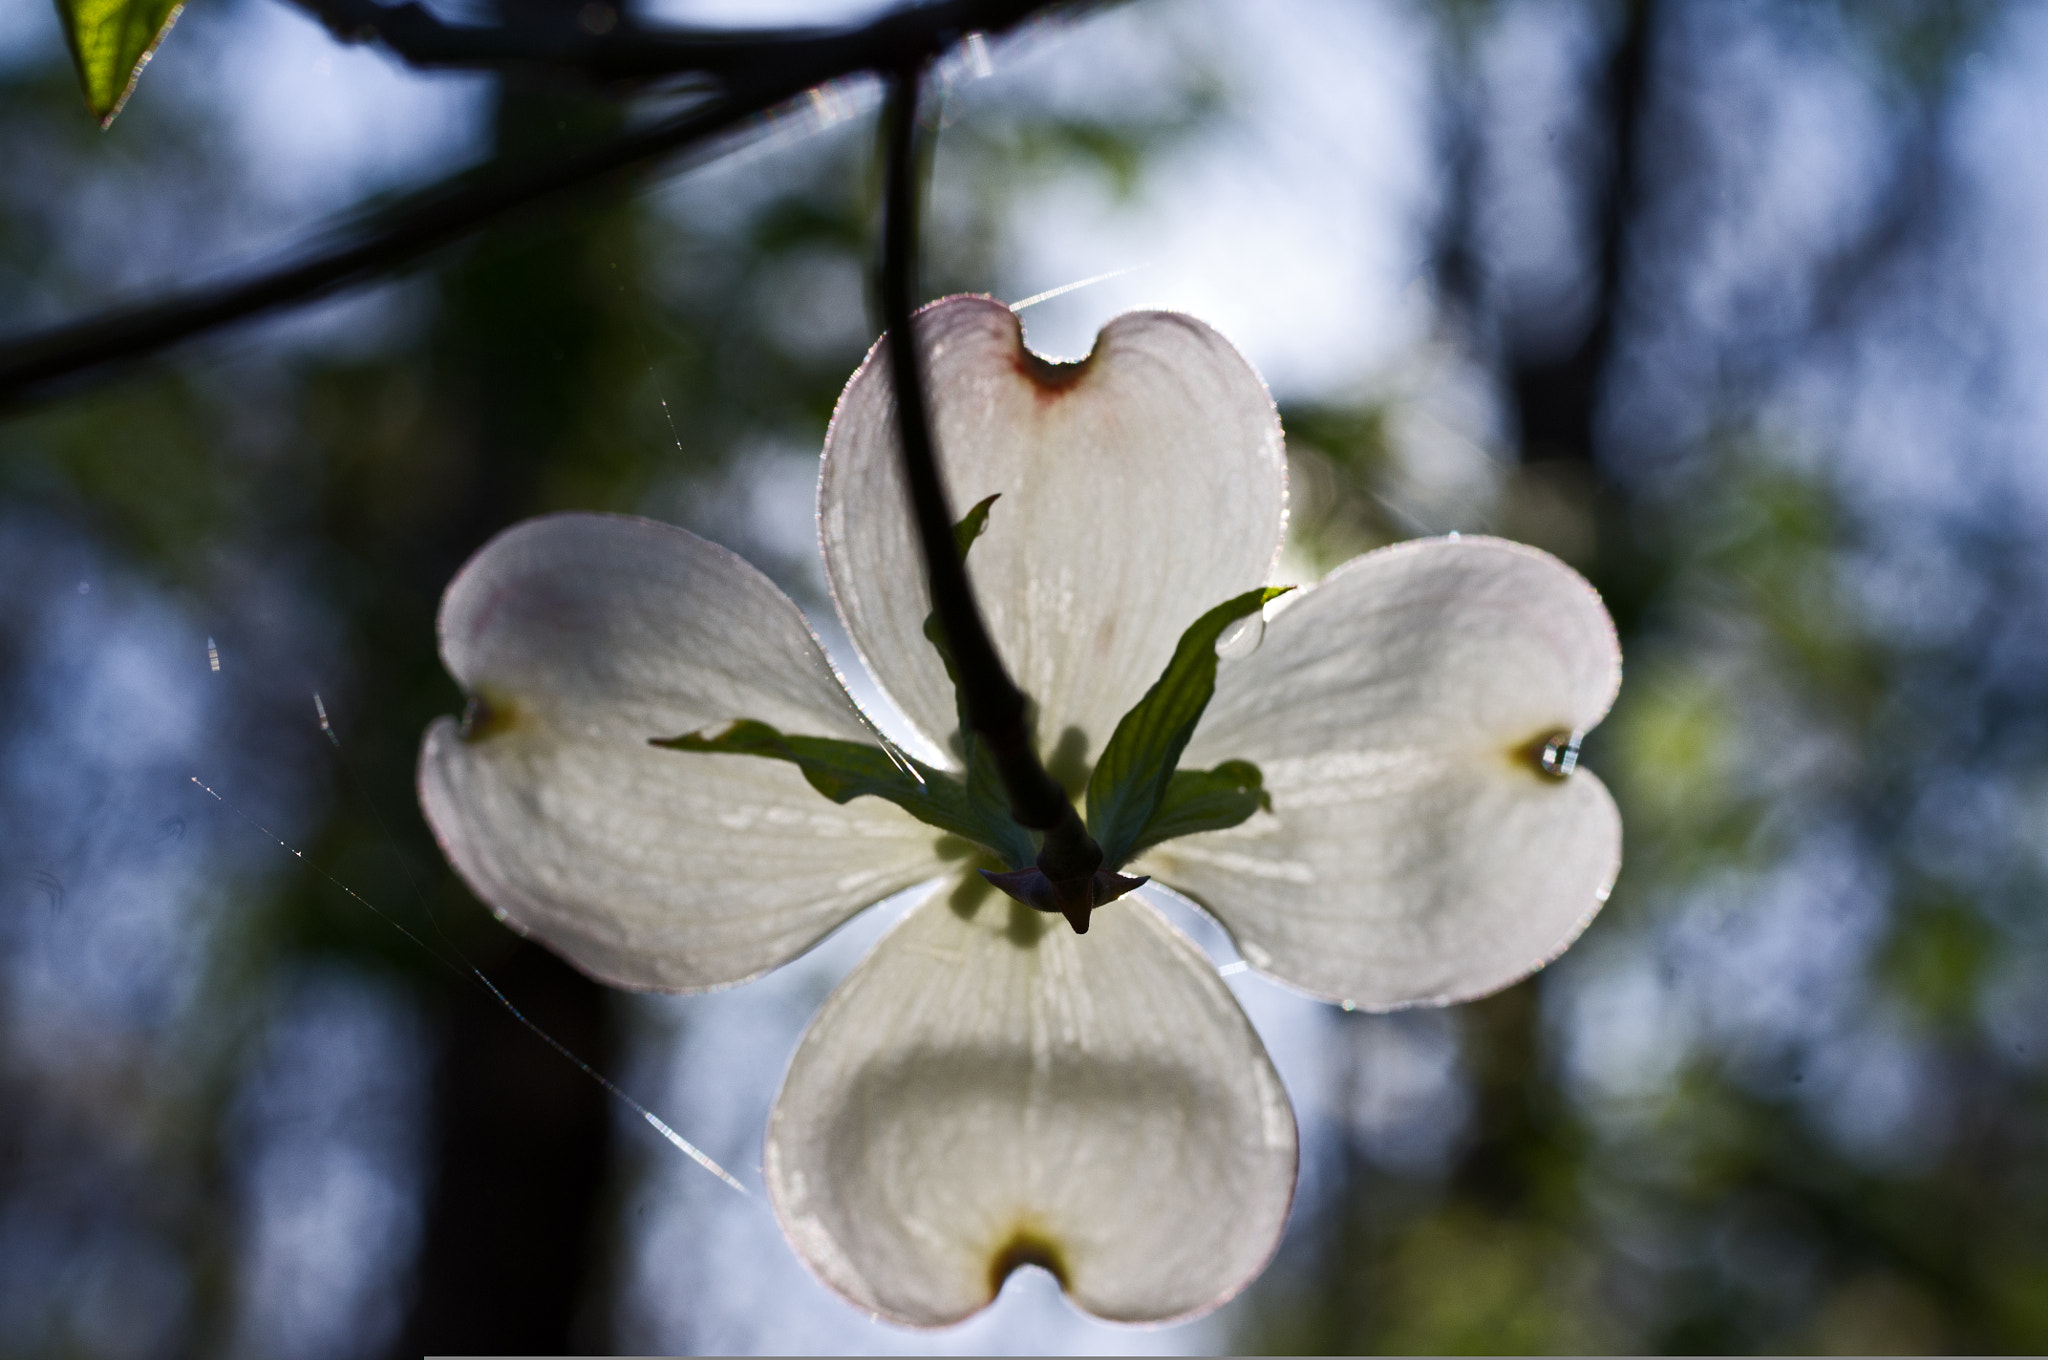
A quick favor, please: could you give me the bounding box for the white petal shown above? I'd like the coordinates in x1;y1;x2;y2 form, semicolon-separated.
820;295;1287;765
765;882;1297;1327
1146;535;1623;1008
419;513;947;992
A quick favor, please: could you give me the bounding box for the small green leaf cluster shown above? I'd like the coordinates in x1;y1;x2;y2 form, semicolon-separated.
653;719;1037;869
1083;586;1288;866
660;499;1284;879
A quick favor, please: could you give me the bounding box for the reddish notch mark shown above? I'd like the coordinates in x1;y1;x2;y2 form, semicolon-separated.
1011;348;1093;399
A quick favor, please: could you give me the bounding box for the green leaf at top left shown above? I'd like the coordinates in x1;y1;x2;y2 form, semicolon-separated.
54;0;183;126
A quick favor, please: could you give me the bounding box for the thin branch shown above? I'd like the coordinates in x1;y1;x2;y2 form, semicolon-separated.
1;95;739;408
293;0;868;84
875;62;1107;931
0;0;1073;410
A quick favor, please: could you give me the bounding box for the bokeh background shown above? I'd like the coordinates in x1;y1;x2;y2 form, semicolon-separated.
6;0;2048;1352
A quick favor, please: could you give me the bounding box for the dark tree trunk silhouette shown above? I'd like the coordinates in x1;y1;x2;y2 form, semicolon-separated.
397;30;626;1352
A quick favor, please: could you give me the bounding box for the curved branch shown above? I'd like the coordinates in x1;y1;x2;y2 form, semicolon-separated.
293;0;891;84
0;0;1076;410
875;63;1105;932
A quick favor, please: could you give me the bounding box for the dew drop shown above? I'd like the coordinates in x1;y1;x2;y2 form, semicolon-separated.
1216;612;1265;660
1538;731;1581;779
1341;999;1356;1013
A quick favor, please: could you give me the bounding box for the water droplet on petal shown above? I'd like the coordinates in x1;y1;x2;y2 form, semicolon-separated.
1216;611;1265;660
1538;731;1581;779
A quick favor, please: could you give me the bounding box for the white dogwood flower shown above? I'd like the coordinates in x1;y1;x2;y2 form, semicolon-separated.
417;295;1622;1328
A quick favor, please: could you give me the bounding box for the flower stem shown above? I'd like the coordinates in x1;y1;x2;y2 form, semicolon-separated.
877;61;1105;930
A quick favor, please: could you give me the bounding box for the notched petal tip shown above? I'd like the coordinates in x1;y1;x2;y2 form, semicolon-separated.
1010;344;1094;396
987;1227;1070;1298
458;689;523;743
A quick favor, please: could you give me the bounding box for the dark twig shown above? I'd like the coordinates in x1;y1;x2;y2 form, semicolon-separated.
294;0;875;85
0;0;1071;410
875;63;1109;932
1;95;743;408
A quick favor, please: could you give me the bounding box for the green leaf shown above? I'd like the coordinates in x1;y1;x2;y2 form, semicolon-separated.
920;495;999;707
1124;760;1271;859
1086;585;1292;866
654;719;1035;868
951;492;999;560
922;494;1011;811
54;0;183;127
